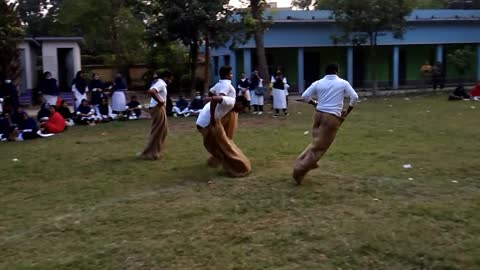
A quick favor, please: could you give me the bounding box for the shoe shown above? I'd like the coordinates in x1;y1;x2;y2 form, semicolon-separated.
251;111;257;115
258;111;263;115
285;113;290;116
173;113;178;117
273;114;279;117
184;113;190;117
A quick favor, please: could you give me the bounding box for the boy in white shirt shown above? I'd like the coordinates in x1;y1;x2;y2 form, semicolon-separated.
196;94;251;177
293;63;359;184
139;70;174;160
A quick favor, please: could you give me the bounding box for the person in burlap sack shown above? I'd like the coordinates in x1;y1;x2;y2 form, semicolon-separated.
139;70;174;160
207;66;240;168
293;64;359;185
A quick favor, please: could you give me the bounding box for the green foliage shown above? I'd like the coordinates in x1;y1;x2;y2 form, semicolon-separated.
447;46;475;76
324;0;414;46
53;0;146;65
147;0;240;93
0;1;24;81
16;0;63;36
292;0;314;10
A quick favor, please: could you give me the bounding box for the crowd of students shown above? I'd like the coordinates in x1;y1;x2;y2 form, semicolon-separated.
0;71;149;142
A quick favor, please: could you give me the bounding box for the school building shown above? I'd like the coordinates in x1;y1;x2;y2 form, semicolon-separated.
211;9;480;92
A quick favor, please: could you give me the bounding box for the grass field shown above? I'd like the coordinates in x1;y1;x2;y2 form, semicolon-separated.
1;94;480;270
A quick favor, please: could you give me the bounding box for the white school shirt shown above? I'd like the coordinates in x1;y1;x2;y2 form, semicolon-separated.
196;96;236;128
209;79;236;98
149;79;167;107
302;75;359;117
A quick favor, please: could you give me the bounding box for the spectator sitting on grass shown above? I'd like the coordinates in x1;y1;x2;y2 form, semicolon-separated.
449;84;470;101
40;105;66;134
57;100;75;127
18;111;39;140
470;81;480;101
189;92;204;116
126;95;142;120
173;94;190;117
0;112;17;141
76;99;97;125
96;98;116;122
37;103;51;123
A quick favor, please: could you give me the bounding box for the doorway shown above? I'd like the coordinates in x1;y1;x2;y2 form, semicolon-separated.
57;48;74;92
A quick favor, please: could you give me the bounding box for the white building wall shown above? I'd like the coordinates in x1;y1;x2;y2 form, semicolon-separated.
41;41;82;81
17;42;34;90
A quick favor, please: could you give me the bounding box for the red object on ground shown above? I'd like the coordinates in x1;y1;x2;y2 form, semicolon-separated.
470;82;480;97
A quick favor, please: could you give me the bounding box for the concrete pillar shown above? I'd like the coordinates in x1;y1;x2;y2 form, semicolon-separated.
347;46;354;84
436;44;444;63
243;48;252;77
230;51;237;86
393;46;400;89
477;44;480;80
298;47;305;93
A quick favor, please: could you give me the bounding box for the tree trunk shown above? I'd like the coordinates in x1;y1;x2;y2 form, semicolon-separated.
203;36;211;94
189;41;199;97
369;34;378;95
251;0;269;88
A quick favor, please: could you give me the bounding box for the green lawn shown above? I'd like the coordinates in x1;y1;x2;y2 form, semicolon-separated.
1;95;480;270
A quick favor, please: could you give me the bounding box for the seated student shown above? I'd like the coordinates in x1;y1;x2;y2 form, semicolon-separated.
470;81;480;101
449;84;470;100
0;113;17;141
166;94;173;117
37;103;51;122
96;98;116;122
189;92;204;116
57;100;75;127
40;105;66;134
126;95;142;120
17;111;39;140
76;99;97;125
89;73;106;108
173;95;190;117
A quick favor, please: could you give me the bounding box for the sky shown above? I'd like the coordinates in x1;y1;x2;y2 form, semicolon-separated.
229;0;293;8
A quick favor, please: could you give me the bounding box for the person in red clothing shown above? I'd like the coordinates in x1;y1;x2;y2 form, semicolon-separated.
470;81;480;101
41;105;66;134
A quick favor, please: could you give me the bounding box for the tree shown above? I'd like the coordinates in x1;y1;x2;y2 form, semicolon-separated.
148;0;236;96
292;0;313;10
17;0;63;36
447;46;475;82
0;1;24;81
247;0;270;87
322;0;414;92
53;0;146;66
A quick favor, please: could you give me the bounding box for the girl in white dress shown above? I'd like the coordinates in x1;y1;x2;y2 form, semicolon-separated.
111;74;127;113
272;71;289;117
249;71;264;115
72;71;89;109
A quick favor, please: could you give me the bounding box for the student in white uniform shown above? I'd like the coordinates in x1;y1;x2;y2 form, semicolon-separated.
271;71;289;117
139;70;174;160
293;63;359;185
72;71;89;109
249;71;264;115
196;94;251;177
237;72;251;112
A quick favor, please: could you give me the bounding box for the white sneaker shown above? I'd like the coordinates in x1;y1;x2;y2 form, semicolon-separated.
173;113;178;117
251;111;258;115
258;111;263;115
184;113;190;117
